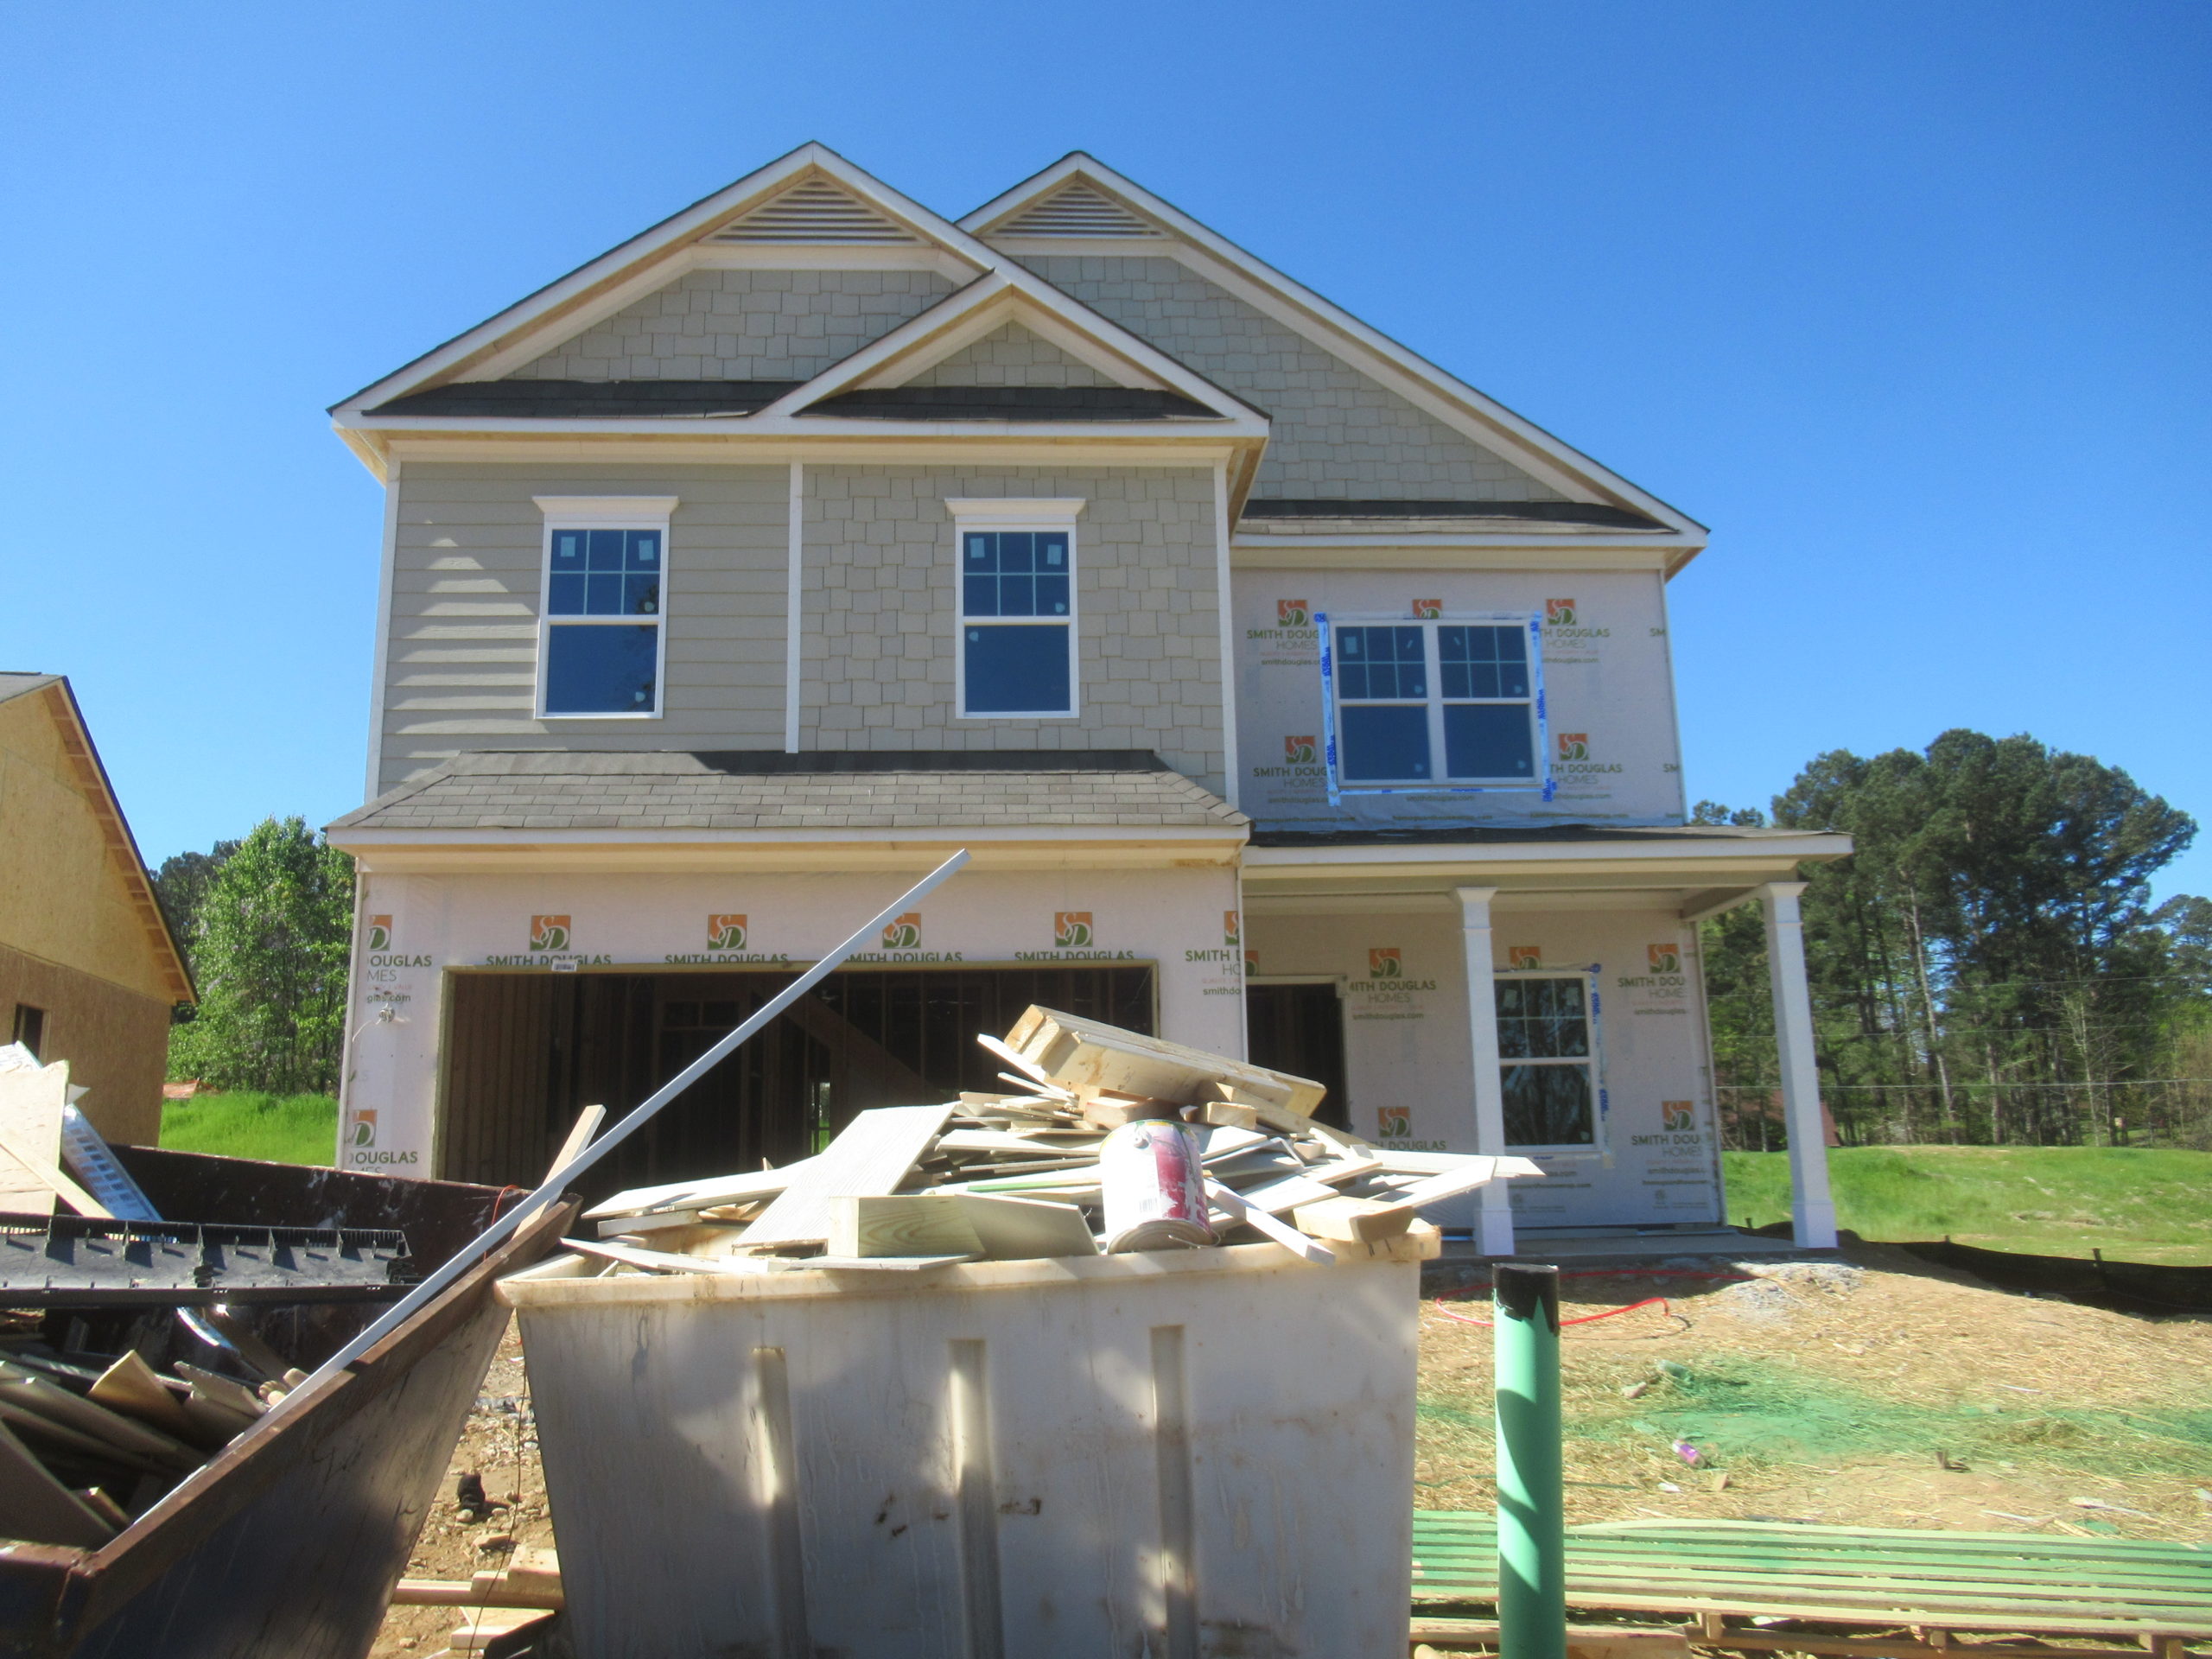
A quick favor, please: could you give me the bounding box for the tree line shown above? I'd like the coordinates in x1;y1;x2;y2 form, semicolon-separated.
1698;728;2211;1151
155;817;354;1096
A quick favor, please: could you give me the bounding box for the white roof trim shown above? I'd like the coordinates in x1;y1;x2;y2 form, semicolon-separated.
963;155;1707;537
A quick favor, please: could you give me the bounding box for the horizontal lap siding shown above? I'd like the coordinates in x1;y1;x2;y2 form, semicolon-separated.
800;465;1227;795
381;464;790;794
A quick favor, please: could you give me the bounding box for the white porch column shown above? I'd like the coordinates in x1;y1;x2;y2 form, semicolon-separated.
1455;886;1516;1257
1760;881;1838;1249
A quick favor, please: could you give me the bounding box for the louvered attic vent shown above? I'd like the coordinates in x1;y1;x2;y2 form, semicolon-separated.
995;182;1160;238
708;179;920;245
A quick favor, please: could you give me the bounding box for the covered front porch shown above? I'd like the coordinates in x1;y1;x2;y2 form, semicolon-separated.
1237;825;1853;1259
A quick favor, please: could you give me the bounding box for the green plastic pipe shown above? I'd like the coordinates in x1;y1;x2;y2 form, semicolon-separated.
1495;1261;1566;1659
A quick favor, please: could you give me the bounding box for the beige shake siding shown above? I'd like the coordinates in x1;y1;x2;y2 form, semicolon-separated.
511;267;957;382
799;466;1226;792
1020;254;1563;502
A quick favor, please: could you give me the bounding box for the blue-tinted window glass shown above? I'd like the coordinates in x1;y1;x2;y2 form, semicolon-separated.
1339;705;1431;781
625;575;661;616
997;531;1034;574
1338;626;1426;700
1445;703;1535;779
1038;533;1067;569
1440;626;1529;699
585;574;624;616
963;575;999;617
544;624;658;715
626;530;659;569
1035;574;1070;616
1001;575;1034;616
963;531;1072;620
965;624;1071;714
551;531;587;573
586;529;626;571
1502;1064;1593;1146
549;574;586;616
1496;978;1588;1058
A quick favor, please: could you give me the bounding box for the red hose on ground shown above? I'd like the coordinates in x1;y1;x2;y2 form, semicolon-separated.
1428;1266;1753;1328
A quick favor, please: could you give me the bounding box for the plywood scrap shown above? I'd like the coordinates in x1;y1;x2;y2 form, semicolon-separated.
1291;1195;1415;1246
89;1350;204;1444
584;1157;815;1222
0;1418;115;1548
1004;1006;1326;1116
737;1104;954;1251
0;1060;70;1217
830;1192;1097;1262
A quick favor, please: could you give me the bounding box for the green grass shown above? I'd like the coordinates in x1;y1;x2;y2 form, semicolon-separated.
1722;1145;2212;1263
158;1092;339;1165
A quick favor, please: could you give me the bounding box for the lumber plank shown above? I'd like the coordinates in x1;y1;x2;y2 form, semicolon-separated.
0;1363;200;1468
1204;1179;1333;1263
584;1157;816;1221
1232;1172;1341;1215
544;1104;604;1182
1291;1194;1414;1244
0;1062;67;1217
954;1194;1097;1259
830;1195;983;1259
738;1105;955;1250
88;1350;203;1443
0;1418;114;1548
1004;1005;1327;1114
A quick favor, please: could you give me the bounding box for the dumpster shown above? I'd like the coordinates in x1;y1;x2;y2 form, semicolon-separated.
501;1237;1421;1658
0;1147;577;1659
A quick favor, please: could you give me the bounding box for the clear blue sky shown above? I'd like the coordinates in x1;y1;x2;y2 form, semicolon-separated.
4;3;2207;896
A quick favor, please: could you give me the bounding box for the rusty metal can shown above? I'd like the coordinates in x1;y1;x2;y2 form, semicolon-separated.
1099;1119;1215;1252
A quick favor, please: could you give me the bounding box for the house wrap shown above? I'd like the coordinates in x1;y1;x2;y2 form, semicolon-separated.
326;145;1849;1250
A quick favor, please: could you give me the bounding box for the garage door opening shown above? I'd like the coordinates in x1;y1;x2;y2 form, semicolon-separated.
437;965;1155;1198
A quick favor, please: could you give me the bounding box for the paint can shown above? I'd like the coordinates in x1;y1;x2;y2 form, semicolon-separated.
1099;1119;1214;1252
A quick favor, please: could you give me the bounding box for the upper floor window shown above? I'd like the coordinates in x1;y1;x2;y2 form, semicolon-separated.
533;496;677;718
948;499;1084;718
1321;614;1546;791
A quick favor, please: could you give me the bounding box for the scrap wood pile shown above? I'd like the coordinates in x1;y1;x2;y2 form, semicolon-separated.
0;1045;347;1549
567;1007;1539;1276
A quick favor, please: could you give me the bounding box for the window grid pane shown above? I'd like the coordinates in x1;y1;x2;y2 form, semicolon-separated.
960;529;1074;715
963;531;1071;619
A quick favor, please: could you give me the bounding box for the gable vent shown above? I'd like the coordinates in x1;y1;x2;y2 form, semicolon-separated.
995;182;1161;239
708;178;921;245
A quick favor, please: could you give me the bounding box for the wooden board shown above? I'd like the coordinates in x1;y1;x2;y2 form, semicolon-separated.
0;1062;70;1216
0;1416;114;1548
1291;1195;1414;1245
736;1105;956;1250
830;1193;1098;1261
955;1194;1097;1259
1232;1173;1340;1215
584;1157;816;1221
1003;1006;1326;1115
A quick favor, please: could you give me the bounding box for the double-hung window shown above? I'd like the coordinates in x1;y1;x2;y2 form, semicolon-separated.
1495;973;1602;1150
533;496;677;718
1324;614;1544;789
949;498;1082;718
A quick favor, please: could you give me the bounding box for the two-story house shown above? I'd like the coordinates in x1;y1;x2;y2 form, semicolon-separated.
325;144;1850;1253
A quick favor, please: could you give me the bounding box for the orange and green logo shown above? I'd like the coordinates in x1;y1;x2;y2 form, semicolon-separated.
348;1110;377;1149
1285;734;1318;765
365;914;392;951
1053;911;1094;948
1243;947;1259;976
1277;598;1309;626
883;912;922;950
530;915;570;952
1648;942;1681;974
1662;1100;1696;1133
1557;733;1590;763
1377;1106;1412;1140
1369;946;1404;979
708;914;748;951
1508;944;1542;969
1412;598;1443;620
1224;910;1241;948
1545;597;1577;626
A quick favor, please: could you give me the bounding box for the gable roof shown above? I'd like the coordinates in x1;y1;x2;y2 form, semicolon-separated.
963;154;1706;540
0;673;194;1003
331;144;1269;484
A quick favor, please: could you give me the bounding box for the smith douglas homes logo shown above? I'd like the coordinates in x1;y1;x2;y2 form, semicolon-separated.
1277;598;1309;626
1662;1100;1697;1133
1377;1106;1412;1140
1509;944;1543;969
708;914;748;951
1649;942;1682;974
1223;911;1240;948
1545;597;1577;626
1557;733;1590;763
1369;946;1404;979
348;1109;377;1149
1412;598;1443;620
1053;911;1093;948
882;912;923;950
365;914;392;951
1285;734;1319;765
529;915;571;952
1245;600;1319;664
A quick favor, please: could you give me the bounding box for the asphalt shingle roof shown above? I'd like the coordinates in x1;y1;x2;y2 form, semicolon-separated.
329;750;1249;836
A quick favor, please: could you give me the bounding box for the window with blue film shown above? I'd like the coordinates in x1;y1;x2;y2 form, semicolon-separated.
1496;976;1596;1146
543;524;664;715
1328;617;1542;788
960;530;1073;715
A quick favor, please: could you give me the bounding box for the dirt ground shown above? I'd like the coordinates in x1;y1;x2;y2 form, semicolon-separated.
370;1245;2211;1653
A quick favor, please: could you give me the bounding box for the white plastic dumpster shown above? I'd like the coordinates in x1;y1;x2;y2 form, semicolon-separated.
499;1238;1421;1658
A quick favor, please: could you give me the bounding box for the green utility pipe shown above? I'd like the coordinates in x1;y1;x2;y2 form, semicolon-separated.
1495;1261;1566;1659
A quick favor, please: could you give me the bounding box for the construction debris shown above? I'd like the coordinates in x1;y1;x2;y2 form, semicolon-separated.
568;1006;1540;1276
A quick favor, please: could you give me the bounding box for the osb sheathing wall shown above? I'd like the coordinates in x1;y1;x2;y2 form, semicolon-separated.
0;687;187;1144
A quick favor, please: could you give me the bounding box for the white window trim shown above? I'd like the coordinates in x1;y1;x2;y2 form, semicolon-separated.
1315;610;1551;801
948;498;1084;721
1496;966;1608;1158
532;495;678;721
